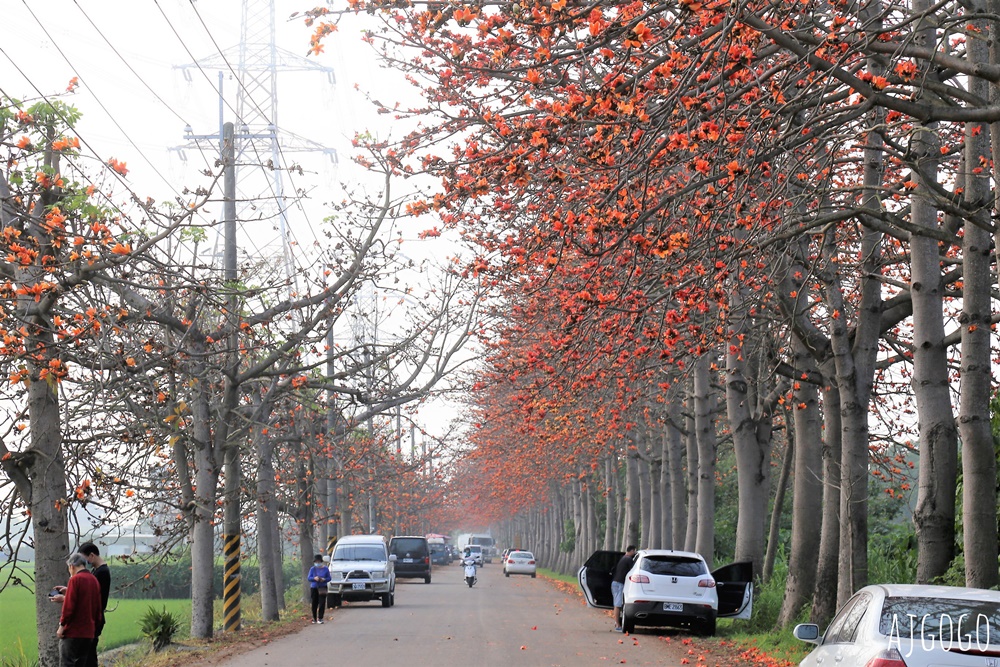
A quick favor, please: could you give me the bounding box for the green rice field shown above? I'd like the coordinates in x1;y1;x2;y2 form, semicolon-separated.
0;582;190;663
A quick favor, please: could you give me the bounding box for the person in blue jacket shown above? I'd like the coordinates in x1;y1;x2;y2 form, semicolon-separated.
307;554;332;624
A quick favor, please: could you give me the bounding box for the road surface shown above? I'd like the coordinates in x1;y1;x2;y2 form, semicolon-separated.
212;562;700;666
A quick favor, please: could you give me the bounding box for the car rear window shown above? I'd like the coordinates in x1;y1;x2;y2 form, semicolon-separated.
640;555;707;577
390;538;428;556
333;544;386;562
511;552;533;559
878;596;1000;645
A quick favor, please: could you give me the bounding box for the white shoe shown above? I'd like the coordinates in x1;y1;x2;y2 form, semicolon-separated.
318;620;324;624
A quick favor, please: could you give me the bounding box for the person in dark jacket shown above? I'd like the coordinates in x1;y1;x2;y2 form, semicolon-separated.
57;553;103;667
611;545;637;632
79;542;110;667
307;554;332;624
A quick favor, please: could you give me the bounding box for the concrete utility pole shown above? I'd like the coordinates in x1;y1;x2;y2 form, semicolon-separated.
220;122;242;633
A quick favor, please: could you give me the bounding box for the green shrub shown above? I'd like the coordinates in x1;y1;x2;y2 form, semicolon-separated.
138;605;180;652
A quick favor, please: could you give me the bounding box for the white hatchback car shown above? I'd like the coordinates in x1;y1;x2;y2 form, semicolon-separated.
794;584;1000;666
579;549;753;635
504;550;537;578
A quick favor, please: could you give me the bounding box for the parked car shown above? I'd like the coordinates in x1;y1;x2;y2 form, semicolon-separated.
504;550;537;578
793;583;1000;666
578;549;752;635
327;534;396;608
429;542;450;566
389;535;432;583
465;544;485;566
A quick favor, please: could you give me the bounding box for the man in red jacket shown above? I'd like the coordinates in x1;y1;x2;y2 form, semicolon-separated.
56;553;103;667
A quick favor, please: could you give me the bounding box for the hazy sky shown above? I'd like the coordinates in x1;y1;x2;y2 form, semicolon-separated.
1;0;467;440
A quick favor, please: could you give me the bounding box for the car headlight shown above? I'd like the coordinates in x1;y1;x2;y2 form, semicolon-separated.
370;570;385;579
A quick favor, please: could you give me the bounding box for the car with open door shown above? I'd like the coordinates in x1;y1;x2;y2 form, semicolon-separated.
578;549;753;635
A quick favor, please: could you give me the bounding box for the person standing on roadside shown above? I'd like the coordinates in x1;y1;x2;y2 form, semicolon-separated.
611;545;637;633
79;543;110;667
56;553;103;667
307;554;331;624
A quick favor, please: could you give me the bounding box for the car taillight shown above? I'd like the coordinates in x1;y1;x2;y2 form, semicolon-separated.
698;579;716;588
424;557;430;564
864;649;907;667
528;560;535;564
629;574;650;584
508;559;514;564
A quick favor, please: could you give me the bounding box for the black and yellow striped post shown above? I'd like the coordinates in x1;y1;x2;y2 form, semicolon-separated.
327;534;338;555
223;533;241;632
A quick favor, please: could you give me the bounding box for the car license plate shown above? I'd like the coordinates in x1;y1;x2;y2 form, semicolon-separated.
403;558;413;563
352;583;366;590
663;602;683;612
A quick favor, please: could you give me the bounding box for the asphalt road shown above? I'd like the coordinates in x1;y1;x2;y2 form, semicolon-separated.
212;562;695;666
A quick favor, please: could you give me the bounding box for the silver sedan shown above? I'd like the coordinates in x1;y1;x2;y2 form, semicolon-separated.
504;550;537;578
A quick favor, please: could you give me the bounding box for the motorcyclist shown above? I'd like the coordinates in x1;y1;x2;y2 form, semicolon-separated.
462;548;477;587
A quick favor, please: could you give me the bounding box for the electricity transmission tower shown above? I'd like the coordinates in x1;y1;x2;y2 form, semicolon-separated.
174;0;337;274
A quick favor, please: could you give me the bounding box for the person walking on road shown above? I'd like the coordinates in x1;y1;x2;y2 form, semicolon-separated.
79;542;110;667
308;554;331;624
611;545;637;633
56;553;104;667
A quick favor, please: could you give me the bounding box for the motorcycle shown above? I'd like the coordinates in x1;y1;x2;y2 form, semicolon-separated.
463;558;478;587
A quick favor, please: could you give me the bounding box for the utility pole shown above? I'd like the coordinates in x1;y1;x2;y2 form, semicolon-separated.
220;122;242;634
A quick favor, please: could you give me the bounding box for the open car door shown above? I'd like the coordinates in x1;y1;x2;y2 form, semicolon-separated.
712;561;753;620
578;550;623;609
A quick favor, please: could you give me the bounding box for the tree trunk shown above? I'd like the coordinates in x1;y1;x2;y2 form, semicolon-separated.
625;447;641;548
959;30;998;588
189;374;220;639
658;425;672;549
694;355;717;567
667;404;686;550
256;429;281;622
811;386;842;626
637;440;653;548
763;424;793;583
909;57;956;582
25;344;70;667
684;401;699;553
298;452;316;604
777;338;823;626
604;457;616;550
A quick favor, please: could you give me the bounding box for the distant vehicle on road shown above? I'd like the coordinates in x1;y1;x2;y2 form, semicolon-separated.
578;549;752;636
389;536;432;584
430;542;450;566
793;583;1000;667
457;533;496;563
327;535;396;608
503;551;536;578
463;545;484;566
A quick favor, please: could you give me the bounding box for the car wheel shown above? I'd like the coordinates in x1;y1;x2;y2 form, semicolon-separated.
328;594;342;608
702;617;716;636
424;575;431;584
530;573;536;578
389;590;395;607
622;612;635;634
505;570;510;577
381;593;391;608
